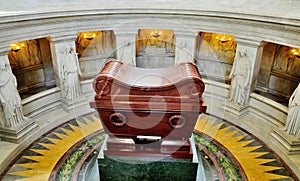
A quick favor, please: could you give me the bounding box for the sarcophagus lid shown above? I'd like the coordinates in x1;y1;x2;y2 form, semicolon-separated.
90;60;206;139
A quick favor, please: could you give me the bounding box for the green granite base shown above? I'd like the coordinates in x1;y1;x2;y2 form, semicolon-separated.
98;156;198;181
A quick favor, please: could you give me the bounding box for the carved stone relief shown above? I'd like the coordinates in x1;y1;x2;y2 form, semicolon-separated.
76;30;116;79
256;43;300;105
195;32;237;83
60;45;81;102
229;49;251;105
76;30;116;58
273;46;300;77
7;38;56;98
136;29;175;68
8;40;42;71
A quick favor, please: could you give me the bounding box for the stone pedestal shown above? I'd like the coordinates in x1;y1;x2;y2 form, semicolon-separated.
222;99;249;118
102;136;194;159
60;95;87;112
270;128;300;155
0;119;38;143
98;155;199;181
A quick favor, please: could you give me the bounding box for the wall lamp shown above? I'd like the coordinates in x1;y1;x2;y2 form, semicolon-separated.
291;48;300;58
10;42;25;52
83;32;96;40
216;34;234;43
150;30;162;38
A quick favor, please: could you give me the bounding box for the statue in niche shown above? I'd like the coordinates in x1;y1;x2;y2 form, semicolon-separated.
60;45;82;101
0;61;27;128
229;49;251;105
119;42;135;65
284;83;300;138
273;46;300;78
178;40;190;61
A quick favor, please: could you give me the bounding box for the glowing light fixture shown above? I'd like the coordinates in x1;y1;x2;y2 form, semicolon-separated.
291;48;300;58
83;32;96;40
216;34;234;43
10;42;25;52
150;30;162;38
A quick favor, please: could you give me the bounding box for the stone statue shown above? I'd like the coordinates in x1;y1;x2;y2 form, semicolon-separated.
176;40;190;62
284;83;300;138
60;46;81;101
0;61;27;128
229;49;251;105
118;42;135;65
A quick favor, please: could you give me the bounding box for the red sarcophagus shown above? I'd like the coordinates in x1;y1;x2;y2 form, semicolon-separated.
90;60;206;158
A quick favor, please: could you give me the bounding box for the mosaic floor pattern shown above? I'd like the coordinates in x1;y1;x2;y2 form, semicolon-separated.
0;112;297;181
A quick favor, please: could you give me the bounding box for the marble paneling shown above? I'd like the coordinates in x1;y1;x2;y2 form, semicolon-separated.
99;156;198;181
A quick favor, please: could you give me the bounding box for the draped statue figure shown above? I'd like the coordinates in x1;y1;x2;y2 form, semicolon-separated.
60;46;81;101
0;61;27;128
229;49;251;105
284;83;300;138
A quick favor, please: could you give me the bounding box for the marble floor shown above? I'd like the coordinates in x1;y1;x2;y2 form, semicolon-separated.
0;112;298;181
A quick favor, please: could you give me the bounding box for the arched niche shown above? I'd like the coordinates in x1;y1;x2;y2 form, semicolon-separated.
195;32;237;83
256;42;300;105
135;29;175;68
76;30;117;80
8;38;56;99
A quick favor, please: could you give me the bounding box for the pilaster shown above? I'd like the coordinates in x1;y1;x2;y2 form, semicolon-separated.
48;34;87;112
235;37;262;97
114;30;137;66
224;38;261;117
174;31;197;64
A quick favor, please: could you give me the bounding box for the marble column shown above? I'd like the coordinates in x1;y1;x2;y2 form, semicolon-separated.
224;38;261;117
48;35;86;112
174;32;196;64
114;31;136;66
0;47;38;143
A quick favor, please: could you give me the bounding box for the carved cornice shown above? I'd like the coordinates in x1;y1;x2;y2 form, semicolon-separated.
0;9;299;52
0;46;10;56
234;37;262;48
48;33;78;43
0;5;299;26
